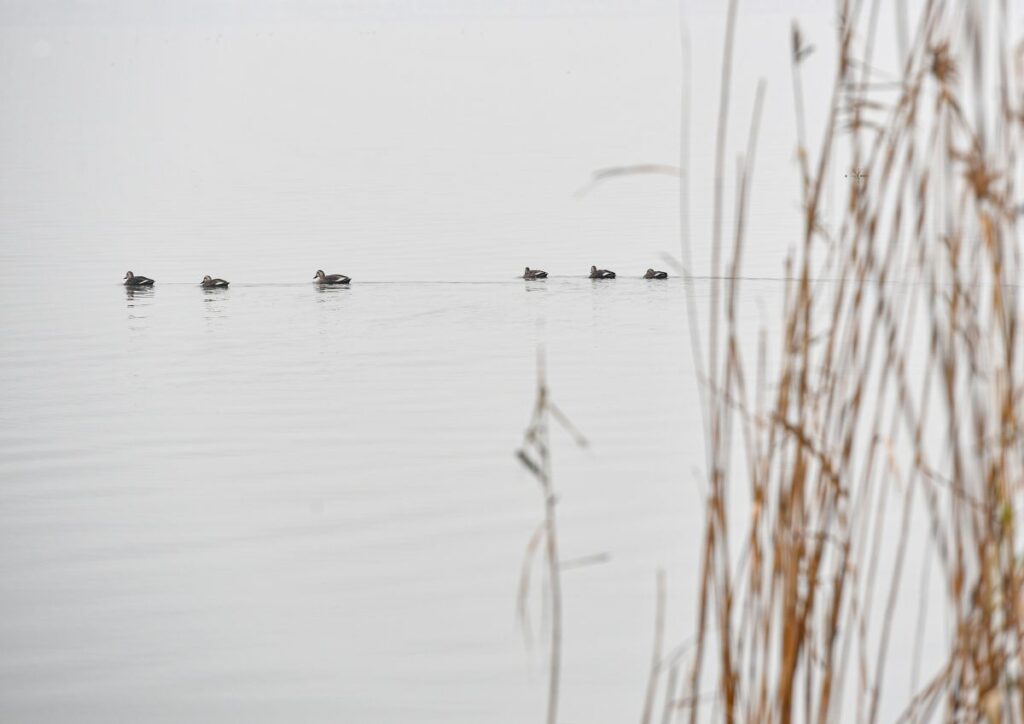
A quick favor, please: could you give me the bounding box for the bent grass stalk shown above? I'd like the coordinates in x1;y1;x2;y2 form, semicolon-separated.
516;349;588;724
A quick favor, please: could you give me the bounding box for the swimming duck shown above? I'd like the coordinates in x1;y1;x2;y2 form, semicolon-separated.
589;265;616;279
643;269;668;279
314;270;351;285
201;275;229;288
124;271;155;286
523;267;548;280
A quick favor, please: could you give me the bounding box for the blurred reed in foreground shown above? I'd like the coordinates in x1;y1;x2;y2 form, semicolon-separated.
672;0;1024;721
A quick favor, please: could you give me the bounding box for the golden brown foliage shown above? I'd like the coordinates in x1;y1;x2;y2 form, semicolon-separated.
675;0;1024;721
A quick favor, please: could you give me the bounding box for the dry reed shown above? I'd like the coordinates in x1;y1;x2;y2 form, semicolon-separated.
671;0;1024;721
525;0;1021;720
516;349;588;724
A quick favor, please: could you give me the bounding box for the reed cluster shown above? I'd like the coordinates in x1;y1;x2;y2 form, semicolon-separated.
676;0;1024;721
519;0;1022;719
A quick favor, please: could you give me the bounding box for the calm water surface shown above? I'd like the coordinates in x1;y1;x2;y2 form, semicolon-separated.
0;270;739;723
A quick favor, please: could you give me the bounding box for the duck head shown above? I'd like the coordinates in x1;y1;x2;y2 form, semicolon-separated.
314;270;326;280
124;271;134;280
202;275;213;283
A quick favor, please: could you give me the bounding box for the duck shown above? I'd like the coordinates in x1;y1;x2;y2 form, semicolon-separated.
124;271;155;286
201;275;229;288
314;270;351;285
523;267;548;280
589;265;616;279
643;269;668;279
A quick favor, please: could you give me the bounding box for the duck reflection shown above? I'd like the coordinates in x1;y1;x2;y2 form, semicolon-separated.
124;285;154;329
315;283;350;321
124;285;154;308
315;284;350;300
202;286;230;321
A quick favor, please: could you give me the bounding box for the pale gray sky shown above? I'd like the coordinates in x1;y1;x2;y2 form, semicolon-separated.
1;0;834;27
0;0;887;284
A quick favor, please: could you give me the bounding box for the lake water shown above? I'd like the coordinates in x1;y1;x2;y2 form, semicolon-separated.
0;269;945;723
0;267;731;723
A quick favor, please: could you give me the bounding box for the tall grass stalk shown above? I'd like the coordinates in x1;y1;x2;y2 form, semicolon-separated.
517;350;588;724
678;0;1024;721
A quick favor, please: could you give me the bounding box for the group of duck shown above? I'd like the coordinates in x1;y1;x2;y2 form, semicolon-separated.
123;270;351;287
524;266;668;280
122;266;669;287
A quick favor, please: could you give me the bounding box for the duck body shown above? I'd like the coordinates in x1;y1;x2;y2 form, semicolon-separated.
523;267;548;280
589;265;616;279
314;270;350;285
644;269;668;279
124;271;155;286
201;275;229;288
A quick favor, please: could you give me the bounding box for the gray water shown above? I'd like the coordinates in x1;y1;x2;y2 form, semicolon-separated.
1;269;725;722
